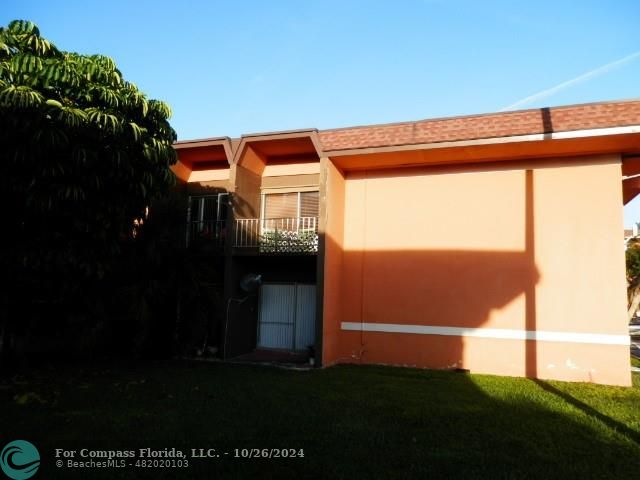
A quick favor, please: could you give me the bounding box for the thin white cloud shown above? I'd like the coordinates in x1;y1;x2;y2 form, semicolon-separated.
500;51;640;111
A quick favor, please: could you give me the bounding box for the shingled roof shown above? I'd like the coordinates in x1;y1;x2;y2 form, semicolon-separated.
317;99;640;152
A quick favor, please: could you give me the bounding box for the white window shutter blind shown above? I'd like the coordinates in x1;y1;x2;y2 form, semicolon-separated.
264;193;298;219
300;191;319;217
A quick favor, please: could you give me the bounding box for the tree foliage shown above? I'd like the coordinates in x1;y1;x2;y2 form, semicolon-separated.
626;239;640;322
627;239;640;281
0;20;177;297
0;20;181;366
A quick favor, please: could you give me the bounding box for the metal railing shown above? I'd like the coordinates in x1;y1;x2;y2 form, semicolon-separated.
186;220;226;248
234;217;318;253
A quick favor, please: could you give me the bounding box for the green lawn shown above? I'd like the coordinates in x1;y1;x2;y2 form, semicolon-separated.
1;361;639;479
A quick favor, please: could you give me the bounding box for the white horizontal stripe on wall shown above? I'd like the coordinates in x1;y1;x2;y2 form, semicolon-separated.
340;322;630;346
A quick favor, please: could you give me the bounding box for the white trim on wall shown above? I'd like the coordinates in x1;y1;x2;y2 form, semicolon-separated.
340;322;630;346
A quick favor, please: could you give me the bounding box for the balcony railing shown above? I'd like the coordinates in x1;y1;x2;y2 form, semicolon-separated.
186;220;226;249
234;217;318;253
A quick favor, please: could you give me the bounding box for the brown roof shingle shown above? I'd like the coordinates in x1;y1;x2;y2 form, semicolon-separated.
318;100;640;152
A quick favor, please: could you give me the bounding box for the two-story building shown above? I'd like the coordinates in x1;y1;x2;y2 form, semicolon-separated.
173;99;640;386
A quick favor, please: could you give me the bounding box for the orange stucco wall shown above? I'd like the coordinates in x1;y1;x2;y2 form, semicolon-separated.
188;167;230;183
322;154;630;385
238;145;266;176
321;158;345;364
171;161;192;182
263;161;320;177
170;160;231;185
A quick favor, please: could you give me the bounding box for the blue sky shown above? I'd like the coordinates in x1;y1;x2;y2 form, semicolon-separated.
4;0;640;224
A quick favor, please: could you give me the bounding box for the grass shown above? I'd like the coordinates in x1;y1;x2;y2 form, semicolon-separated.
1;360;639;479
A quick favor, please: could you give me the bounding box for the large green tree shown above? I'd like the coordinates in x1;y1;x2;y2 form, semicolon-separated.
627;239;640;322
0;20;178;359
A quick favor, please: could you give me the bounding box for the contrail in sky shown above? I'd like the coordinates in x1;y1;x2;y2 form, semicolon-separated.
500;51;640;111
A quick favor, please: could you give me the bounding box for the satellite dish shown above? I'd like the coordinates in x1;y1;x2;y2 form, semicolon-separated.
240;273;262;293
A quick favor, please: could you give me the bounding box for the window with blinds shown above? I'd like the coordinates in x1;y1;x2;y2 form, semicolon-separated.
300;191;319;218
262;191;319;232
263;191;319;219
263;192;299;219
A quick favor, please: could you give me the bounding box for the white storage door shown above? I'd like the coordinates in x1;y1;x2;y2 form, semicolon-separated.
257;284;295;349
257;283;316;351
294;284;316;350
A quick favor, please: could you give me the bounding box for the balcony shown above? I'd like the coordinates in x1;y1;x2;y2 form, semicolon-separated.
234;217;318;254
186;220;226;251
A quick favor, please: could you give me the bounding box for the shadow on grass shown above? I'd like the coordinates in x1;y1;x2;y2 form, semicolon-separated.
533;379;640;445
1;362;640;479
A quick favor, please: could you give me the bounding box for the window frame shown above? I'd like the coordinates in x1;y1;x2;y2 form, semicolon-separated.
186;193;229;246
260;190;319;234
188;193;229;225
